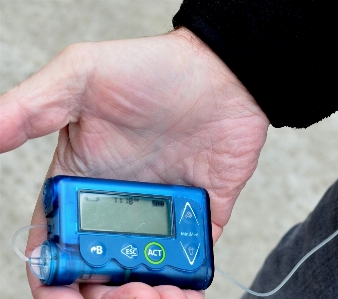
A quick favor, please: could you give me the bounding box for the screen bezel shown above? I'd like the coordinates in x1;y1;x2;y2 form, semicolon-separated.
78;189;175;238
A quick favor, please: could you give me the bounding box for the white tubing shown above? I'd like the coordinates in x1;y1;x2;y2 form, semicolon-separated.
12;224;47;262
216;229;338;297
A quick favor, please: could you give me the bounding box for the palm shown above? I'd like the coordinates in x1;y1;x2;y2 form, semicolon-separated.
2;30;269;299
54;34;268;239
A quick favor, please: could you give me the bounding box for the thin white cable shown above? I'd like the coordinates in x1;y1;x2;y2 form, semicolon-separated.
12;224;47;262
216;229;338;297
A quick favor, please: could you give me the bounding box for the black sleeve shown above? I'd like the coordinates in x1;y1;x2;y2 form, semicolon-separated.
173;1;337;128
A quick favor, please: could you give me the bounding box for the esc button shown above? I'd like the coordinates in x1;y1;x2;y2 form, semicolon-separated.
144;242;166;264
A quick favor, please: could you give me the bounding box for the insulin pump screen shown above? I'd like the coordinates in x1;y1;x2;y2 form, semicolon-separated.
79;191;173;236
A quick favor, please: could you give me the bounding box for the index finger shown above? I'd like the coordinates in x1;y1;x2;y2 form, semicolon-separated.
30;285;83;299
80;283;205;299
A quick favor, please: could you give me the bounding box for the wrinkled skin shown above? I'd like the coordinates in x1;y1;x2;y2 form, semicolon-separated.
0;28;269;299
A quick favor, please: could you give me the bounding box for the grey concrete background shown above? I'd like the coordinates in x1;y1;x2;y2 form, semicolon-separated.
0;1;337;298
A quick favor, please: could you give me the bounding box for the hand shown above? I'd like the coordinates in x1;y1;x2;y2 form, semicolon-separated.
0;28;269;298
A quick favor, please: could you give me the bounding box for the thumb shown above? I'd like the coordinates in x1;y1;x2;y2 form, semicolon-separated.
0;44;92;153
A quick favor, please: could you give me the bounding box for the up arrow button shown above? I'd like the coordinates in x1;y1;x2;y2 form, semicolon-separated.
179;202;199;225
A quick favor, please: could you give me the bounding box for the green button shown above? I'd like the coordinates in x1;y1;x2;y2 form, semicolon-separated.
144;242;166;264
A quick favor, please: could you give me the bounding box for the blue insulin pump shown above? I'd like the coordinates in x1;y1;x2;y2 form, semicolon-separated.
29;175;214;289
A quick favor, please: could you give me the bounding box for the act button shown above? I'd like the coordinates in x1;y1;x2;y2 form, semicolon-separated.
144;242;166;264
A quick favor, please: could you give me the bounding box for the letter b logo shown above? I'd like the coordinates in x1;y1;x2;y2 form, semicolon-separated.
96;246;103;255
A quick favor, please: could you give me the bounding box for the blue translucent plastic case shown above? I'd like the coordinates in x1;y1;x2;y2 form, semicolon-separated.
31;175;214;289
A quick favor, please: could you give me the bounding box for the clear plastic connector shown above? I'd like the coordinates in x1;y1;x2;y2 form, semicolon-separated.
28;245;51;281
11;224;49;280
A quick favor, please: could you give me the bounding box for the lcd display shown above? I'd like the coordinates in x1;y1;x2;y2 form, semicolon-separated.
79;191;173;236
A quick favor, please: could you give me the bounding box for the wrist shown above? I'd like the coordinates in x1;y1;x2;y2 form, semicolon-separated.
169;27;238;83
168;27;268;122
